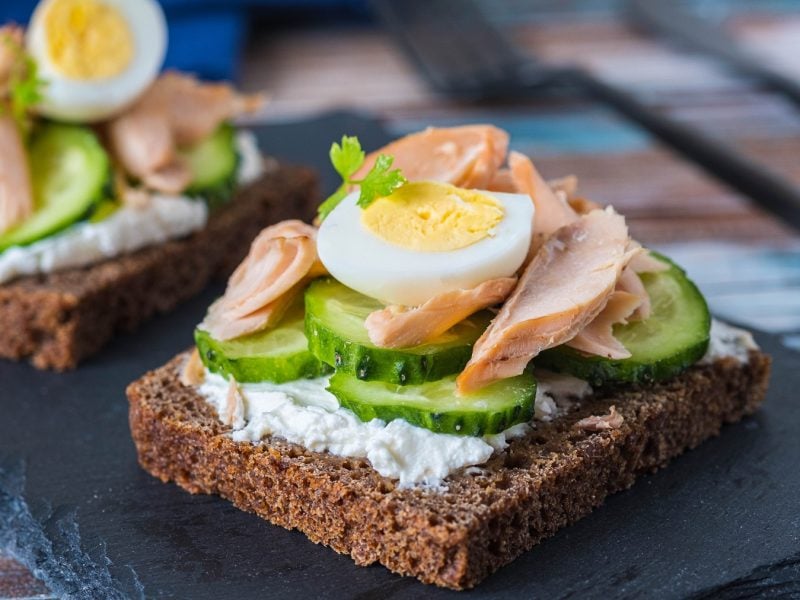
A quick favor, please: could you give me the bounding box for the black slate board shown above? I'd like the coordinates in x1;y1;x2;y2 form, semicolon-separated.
2;112;800;599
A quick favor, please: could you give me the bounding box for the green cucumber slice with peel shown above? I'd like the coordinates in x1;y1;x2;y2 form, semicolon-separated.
87;198;120;223
328;371;536;436
305;278;492;385
0;123;110;251
180;123;239;209
195;302;330;383
537;253;710;386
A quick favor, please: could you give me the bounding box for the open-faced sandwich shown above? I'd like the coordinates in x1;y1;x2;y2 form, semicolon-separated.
0;0;318;370
128;125;771;589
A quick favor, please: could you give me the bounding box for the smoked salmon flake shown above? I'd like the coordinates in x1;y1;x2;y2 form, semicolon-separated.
0;116;33;235
107;71;266;195
566;290;642;359
202;220;326;341
355;125;509;190
456;208;636;393
365;277;517;349
180;348;206;386
508;151;577;255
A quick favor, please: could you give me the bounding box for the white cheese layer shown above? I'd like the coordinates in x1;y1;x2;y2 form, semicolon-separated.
0;195;207;284
533;370;593;421
0;131;264;285
235;130;266;186
702;318;759;363
196;369;592;488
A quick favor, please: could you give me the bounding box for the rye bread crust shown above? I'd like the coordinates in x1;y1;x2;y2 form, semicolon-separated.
0;165;318;370
127;350;771;590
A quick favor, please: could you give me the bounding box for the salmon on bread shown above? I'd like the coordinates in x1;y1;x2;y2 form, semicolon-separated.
202;284;305;343
504;150;665;357
202;220;325;341
0;116;33;235
566;237;677;360
365;277;517;349
143;71;266;147
565;290;643;359
107;72;266;194
508;151;577;253
356;125;509;190
487;168;517;193
456;208;635;393
612;248;670;322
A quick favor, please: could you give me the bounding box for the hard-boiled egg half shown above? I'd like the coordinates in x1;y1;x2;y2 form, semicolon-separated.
318;181;534;307
26;0;167;121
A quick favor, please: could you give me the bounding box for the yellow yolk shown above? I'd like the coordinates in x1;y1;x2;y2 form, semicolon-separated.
43;0;133;79
361;181;505;252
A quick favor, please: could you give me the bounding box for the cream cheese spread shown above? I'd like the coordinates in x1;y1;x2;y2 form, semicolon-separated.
702;318;759;364
235;130;266;186
533;369;593;421
0;195;208;284
194;318;760;488
0;131;264;285
197;368;592;488
198;371;494;488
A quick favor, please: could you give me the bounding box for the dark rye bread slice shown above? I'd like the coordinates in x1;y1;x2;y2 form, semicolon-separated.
0;165;318;370
128;350;771;590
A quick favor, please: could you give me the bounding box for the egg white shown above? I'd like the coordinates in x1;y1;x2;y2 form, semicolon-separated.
317;189;534;307
27;0;167;122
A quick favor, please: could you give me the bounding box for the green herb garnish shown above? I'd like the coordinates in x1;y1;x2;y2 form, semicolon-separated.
317;135;363;220
0;29;47;136
355;154;407;209
317;135;407;221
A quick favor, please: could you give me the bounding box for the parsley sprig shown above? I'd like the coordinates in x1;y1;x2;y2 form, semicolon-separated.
1;28;47;136
317;135;407;221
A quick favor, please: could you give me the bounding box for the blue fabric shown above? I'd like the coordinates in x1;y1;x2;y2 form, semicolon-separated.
0;0;368;81
163;8;246;81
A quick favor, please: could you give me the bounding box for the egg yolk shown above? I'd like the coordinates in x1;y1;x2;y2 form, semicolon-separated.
361;181;504;252
43;0;134;79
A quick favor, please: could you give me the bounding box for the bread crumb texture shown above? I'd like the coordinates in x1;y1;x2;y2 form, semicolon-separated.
128;350;770;589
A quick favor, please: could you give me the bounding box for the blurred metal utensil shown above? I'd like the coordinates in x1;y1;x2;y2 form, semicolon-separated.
627;0;800;109
370;0;800;231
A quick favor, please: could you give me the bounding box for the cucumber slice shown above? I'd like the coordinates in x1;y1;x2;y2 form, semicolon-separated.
180;124;239;209
537;254;710;386
0;123;110;251
328;371;536;436
305;278;492;385
195;302;330;383
87;199;120;223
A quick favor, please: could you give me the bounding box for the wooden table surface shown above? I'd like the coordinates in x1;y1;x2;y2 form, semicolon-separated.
3;1;800;597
